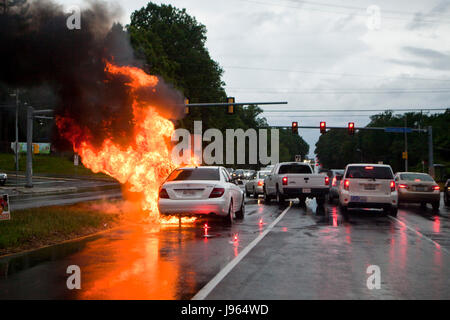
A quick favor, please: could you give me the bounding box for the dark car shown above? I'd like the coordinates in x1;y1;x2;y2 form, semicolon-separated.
0;172;7;186
445;179;450;207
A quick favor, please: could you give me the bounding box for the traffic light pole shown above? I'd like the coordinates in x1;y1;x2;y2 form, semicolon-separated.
428;126;434;178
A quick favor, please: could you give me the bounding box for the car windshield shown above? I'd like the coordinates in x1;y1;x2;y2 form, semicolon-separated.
400;173;434;182
166;168;220;181
258;171;270;179
345;166;393;179
278;164;312;174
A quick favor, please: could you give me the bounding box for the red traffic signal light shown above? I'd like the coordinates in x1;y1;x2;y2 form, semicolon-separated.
292;121;298;134
320;121;326;134
348;122;355;135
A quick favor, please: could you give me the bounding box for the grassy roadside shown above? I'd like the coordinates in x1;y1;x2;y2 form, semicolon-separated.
0;203;121;256
0;153;108;178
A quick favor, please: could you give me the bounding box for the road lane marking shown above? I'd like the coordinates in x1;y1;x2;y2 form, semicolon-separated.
388;216;449;255
192;203;292;300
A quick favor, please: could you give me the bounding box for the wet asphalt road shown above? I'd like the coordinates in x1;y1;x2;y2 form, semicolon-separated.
0;194;448;299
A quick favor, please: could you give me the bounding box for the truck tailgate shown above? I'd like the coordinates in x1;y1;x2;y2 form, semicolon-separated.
284;174;327;188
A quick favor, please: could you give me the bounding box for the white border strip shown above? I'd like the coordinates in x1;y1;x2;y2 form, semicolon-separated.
388;216;449;255
192;203;292;300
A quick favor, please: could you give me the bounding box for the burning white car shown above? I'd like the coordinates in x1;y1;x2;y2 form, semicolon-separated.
158;166;245;224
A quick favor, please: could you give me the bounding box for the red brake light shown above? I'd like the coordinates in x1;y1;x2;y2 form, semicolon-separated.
390;181;396;192
159;188;169;199
433;185;440;191
257;180;264;186
325;176;330;186
209;187;225;198
414;179;421;182
398;184;409;189
332;177;337;187
282;176;288;185
365;166;374;170
344;179;350;190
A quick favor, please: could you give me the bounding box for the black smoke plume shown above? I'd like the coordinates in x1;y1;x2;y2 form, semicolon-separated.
0;0;184;149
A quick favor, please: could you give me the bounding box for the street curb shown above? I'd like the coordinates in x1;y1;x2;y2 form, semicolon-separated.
6;183;121;200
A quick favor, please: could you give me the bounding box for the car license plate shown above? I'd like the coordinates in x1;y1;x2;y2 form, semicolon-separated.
183;190;197;196
364;184;376;190
303;188;311;193
351;196;367;202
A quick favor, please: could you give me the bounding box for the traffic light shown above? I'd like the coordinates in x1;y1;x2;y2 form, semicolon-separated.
292;121;298;134
227;97;235;114
184;98;190;115
348;122;355;135
320;121;326;134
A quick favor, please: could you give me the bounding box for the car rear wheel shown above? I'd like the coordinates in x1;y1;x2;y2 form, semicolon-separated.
276;188;285;204
235;198;245;220
245;189;251;197
432;201;440;211
445;194;449;207
224;201;233;225
387;206;398;217
339;204;347;214
298;197;306;207
253;188;257;198
263;188;272;203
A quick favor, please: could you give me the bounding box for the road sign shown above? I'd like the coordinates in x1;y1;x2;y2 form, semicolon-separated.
402;152;408;160
384;127;412;133
0;194;11;221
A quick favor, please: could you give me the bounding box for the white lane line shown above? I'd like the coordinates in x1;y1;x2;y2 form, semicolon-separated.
192;203;292;300
388;216;449;255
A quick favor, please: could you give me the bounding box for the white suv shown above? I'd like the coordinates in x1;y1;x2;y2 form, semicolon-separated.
339;164;398;216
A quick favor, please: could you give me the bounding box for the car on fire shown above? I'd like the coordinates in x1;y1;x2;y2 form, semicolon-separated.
158;166;244;224
394;172;441;211
338;164;398;216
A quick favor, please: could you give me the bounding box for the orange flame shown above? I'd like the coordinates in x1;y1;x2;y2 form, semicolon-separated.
56;61;182;221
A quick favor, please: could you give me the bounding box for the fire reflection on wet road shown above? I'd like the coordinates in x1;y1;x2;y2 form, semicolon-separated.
0;196;449;299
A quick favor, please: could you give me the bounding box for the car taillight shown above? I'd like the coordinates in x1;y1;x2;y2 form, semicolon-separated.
282;176;288;185
390;181;395;192
209;187;225;198
159;188;169;199
332;177;337;187
257;180;264;186
432;185;440;191
325;176;330;186
344;179;350;190
398;184;409;189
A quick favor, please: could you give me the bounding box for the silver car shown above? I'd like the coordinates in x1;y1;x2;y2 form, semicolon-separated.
158;166;245;224
394;172;440;211
245;170;271;197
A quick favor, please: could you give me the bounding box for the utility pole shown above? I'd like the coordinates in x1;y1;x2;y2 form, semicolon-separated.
404;117;408;171
428;126;434;178
25;105;33;188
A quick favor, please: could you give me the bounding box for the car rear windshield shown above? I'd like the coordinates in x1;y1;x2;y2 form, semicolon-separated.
278;164;312;174
345;166;393;179
167;168;220;181
258;172;270;179
400;173;433;182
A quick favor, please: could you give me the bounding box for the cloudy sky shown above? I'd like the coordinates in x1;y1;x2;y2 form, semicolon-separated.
59;0;450;158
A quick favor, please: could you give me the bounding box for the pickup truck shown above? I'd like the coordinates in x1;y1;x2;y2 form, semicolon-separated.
263;162;329;205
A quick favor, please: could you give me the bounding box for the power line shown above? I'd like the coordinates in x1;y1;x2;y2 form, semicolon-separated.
238;0;450;24
261;107;448;113
224;66;450;82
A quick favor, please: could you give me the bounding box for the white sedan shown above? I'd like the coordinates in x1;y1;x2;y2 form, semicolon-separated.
158;166;245;223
